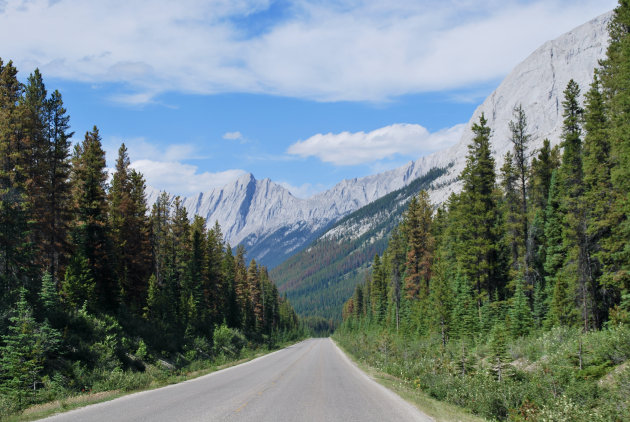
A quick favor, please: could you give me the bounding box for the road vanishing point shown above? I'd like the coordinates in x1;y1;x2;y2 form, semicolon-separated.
41;338;431;422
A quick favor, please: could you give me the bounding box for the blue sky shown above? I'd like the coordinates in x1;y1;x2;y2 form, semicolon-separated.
1;0;617;198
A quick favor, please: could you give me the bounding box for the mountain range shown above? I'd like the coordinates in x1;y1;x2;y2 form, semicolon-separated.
148;11;612;273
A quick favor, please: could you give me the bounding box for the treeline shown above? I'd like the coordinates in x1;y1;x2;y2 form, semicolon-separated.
339;3;629;419
0;59;302;413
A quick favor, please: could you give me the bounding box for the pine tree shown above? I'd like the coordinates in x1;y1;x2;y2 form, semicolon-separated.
0;59;31;299
508;105;532;276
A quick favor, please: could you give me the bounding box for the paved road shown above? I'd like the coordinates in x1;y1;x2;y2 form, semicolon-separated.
42;338;431;422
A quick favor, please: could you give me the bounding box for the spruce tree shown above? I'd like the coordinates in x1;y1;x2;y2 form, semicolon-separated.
247;259;263;331
500;151;521;279
21;69;49;264
451;273;478;340
109;145;151;312
556;80;594;330
234;245;250;329
582;74;614;325
598;0;630;316
43;90;73;283
222;245;240;328
456;113;502;305
429;251;453;347
488;322;510;382
206;221;225;324
0;288;60;404
70;126;112;309
403;191;434;301
508;279;533;337
61;255;95;310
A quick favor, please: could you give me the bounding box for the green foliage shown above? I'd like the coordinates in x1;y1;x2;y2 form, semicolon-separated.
213;324;246;357
0;289;61;405
508;280;532;338
62;254;95;310
335;324;630;421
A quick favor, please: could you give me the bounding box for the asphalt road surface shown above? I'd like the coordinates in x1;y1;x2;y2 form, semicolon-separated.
42;338;431;422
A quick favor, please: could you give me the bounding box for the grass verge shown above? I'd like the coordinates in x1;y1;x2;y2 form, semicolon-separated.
333;339;487;422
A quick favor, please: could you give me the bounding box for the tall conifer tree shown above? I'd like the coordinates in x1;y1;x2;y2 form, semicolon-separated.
70;126;112;309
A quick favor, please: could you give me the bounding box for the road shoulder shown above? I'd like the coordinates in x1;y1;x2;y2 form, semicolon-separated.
331;338;487;422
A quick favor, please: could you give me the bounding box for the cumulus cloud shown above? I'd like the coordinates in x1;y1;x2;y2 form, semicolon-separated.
103;136;242;196
103;136;197;163
0;0;616;103
287;123;465;166
223;131;243;141
130;160;246;196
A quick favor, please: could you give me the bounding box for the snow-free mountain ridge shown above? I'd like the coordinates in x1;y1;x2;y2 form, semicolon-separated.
148;11;612;267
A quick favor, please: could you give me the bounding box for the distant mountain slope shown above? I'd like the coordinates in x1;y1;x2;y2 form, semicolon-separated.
271;167;447;320
274;11;612;320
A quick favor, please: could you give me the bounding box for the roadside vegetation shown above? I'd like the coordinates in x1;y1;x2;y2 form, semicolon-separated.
336;2;630;420
0;58;304;419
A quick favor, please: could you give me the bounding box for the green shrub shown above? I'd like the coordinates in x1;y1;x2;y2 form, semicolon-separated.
213;324;246;357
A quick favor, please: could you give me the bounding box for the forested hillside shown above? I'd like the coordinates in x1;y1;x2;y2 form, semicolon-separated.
0;60;303;418
271;167;446;323
336;2;630;419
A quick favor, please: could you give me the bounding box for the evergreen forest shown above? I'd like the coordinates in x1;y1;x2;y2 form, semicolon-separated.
336;2;630;420
0;59;303;418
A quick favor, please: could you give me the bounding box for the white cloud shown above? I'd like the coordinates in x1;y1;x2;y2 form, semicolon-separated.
103;136;198;163
130;160;246;196
0;0;616;103
102;136;239;195
223;131;243;141
287;123;465;166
